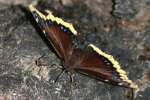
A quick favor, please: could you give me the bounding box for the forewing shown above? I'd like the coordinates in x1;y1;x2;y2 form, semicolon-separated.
75;44;137;89
44;23;74;60
29;5;77;60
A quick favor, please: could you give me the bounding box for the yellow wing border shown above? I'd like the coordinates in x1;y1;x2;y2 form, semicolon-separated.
89;44;138;89
29;4;78;35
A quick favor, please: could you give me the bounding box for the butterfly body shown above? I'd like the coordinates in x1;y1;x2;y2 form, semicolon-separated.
29;5;138;89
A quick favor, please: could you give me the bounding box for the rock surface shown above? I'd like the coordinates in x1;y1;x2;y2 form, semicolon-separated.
1;0;150;100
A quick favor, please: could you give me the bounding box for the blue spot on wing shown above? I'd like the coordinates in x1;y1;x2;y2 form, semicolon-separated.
97;54;123;82
46;20;52;26
60;26;64;30
111;70;123;82
32;11;47;29
60;25;68;33
63;28;67;32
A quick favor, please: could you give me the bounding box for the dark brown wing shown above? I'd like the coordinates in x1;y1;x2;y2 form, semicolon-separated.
29;5;78;60
44;23;74;60
74;44;137;89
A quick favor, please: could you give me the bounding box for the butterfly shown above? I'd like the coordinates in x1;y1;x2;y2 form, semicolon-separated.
29;4;138;89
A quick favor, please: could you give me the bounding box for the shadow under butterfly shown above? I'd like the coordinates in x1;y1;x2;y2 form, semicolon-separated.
28;4;138;95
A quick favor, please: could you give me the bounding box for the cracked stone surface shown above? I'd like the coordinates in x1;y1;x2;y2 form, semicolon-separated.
1;0;150;100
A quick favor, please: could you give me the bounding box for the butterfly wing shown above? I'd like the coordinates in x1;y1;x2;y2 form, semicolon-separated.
29;5;78;60
74;44;137;89
29;5;137;89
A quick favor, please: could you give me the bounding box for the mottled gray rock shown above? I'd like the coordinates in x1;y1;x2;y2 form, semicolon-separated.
0;0;150;100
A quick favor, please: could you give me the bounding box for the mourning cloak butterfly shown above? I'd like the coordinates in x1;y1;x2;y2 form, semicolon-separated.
29;4;138;89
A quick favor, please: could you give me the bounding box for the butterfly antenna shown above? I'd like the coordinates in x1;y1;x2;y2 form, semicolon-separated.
35;53;46;66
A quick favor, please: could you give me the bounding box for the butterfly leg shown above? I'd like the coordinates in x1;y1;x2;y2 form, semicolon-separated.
69;71;76;85
34;54;63;80
35;53;46;66
67;70;76;96
35;53;62;69
54;68;65;83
